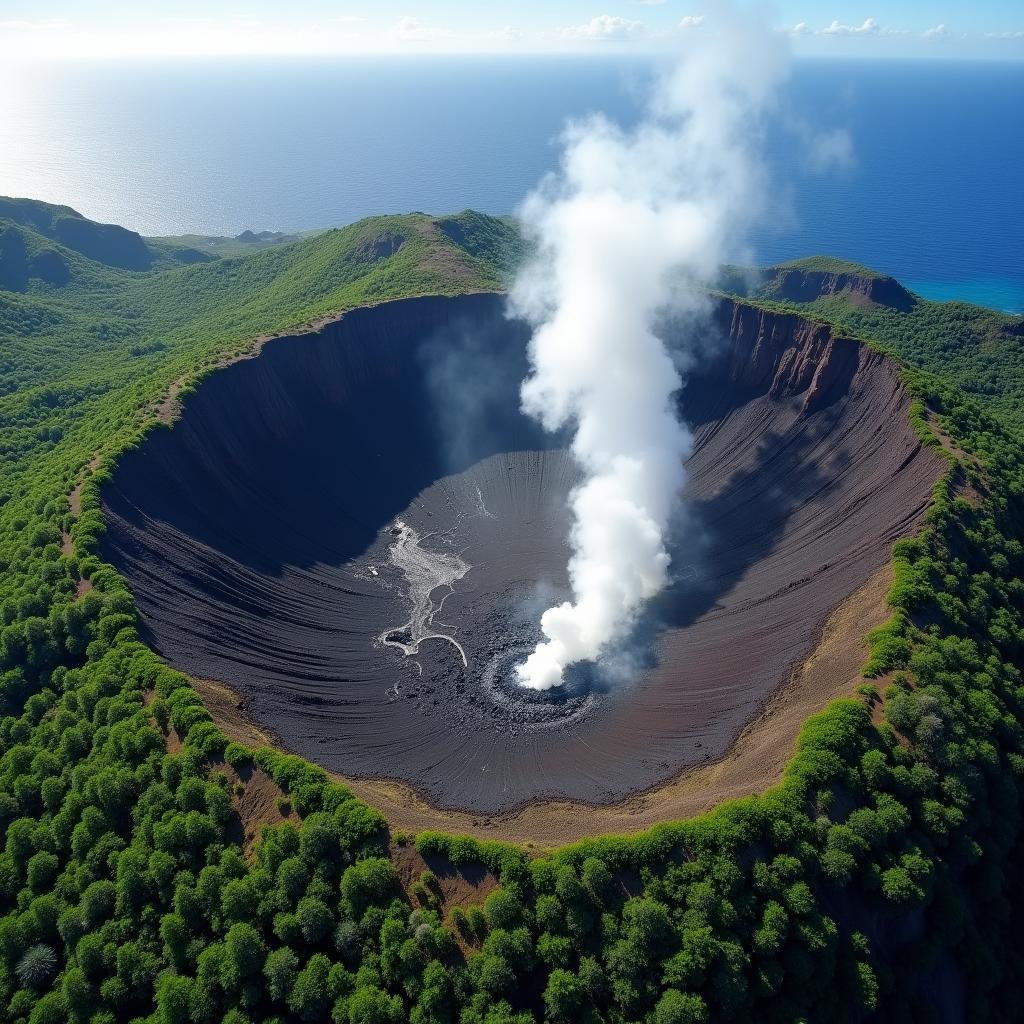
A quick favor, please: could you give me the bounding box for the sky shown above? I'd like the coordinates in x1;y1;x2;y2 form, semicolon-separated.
0;0;1021;60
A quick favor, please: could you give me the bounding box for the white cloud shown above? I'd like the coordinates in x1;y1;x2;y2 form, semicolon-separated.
4;7;1018;60
822;17;880;36
390;16;424;41
388;16;451;43
563;15;646;41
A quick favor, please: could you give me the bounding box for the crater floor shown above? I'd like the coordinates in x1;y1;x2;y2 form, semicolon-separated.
101;294;943;812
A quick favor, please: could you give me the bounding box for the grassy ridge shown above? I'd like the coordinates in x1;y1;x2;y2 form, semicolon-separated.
0;197;1023;1022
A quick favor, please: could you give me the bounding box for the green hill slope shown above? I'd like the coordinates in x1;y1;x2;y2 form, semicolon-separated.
0;197;212;276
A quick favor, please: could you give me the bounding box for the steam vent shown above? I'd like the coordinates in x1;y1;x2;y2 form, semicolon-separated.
102;294;943;813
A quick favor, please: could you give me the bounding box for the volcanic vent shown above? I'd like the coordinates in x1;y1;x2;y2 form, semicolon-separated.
101;294;943;813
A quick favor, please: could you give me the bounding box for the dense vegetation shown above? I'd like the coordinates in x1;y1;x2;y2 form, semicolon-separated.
0;198;1023;1023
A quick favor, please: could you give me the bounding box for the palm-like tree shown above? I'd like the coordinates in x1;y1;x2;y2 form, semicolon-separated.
16;943;57;989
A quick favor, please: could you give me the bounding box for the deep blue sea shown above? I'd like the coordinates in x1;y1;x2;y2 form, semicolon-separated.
2;57;1022;311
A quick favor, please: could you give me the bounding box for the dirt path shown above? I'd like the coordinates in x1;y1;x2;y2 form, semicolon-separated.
62;455;101;599
68;455;101;517
925;409;986;505
194;565;892;851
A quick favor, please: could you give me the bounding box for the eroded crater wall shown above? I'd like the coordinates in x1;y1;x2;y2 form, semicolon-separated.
101;294;943;812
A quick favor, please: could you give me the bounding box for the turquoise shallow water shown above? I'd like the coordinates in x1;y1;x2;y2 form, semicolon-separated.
905;278;1024;314
2;57;1021;312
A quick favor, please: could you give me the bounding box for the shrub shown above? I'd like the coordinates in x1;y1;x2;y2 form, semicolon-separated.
264;946;299;1003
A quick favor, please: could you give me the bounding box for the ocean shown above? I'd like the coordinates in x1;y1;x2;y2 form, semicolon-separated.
2;56;1022;312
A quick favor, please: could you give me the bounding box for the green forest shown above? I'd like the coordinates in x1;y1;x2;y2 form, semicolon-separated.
1;198;1023;1023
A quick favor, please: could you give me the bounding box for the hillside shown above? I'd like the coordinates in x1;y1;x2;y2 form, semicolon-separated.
0;202;523;518
0;197;213;282
0;201;1022;1023
721;256;1024;429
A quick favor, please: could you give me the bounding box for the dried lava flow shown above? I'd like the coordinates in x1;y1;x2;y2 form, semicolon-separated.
101;294;944;814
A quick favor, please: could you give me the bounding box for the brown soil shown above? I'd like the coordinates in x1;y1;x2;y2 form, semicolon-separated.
144;687;185;755
413;221;479;281
68;454;101;517
67;480;85;522
194;564;892;850
192;677;275;748
213;761;299;856
925;409;970;462
391;842;499;912
144;689;296;856
165;726;184;755
391;841;499;953
924;409;987;505
948;463;986;506
62;454;103;565
868;677;892;728
155;377;187;424
195;687;304;855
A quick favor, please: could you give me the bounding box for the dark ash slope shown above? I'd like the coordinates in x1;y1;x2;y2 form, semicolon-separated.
101;294;944;813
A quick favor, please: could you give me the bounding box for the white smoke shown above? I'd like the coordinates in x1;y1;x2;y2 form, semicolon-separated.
511;5;789;690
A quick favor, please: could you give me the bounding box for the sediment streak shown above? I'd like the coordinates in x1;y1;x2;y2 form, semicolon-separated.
380;520;470;666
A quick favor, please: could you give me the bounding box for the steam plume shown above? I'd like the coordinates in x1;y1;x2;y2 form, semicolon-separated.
512;6;788;690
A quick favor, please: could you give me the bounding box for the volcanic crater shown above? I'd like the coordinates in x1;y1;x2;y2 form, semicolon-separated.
101;293;943;813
